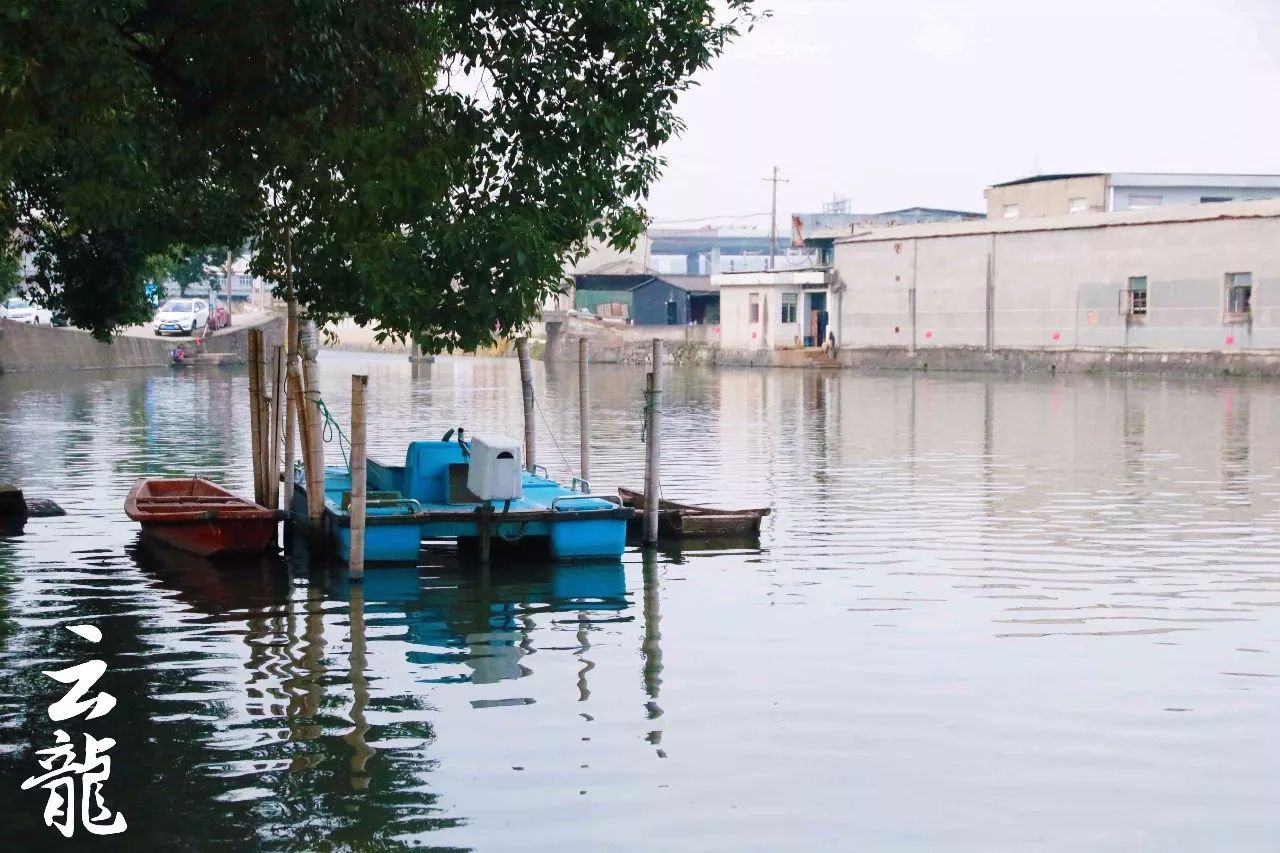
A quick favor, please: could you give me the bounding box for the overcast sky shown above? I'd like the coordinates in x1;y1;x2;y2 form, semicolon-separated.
644;0;1280;225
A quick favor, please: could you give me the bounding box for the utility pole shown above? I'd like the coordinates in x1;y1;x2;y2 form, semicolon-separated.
763;166;789;270
224;250;233;305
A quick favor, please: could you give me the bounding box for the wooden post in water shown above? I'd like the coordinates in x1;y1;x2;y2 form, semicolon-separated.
258;334;273;510
300;319;326;538
287;360;308;540
349;374;368;581
283;300;299;511
517;337;535;473
642;338;663;545
247;329;266;506
578;337;590;487
269;346;286;513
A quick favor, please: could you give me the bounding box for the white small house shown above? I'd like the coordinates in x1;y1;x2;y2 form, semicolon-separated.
714;270;831;351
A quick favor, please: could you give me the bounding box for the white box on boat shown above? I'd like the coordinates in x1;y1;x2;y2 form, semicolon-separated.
467;435;523;500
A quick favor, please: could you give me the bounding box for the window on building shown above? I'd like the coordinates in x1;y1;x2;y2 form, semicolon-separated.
780;293;798;324
1069;197;1088;214
1200;196;1233;203
1128;194;1163;209
1226;272;1252;316
748;292;760;323
1128;276;1148;315
1002;204;1020;219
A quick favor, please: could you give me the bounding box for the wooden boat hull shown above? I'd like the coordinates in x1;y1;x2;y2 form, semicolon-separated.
618;487;769;539
125;478;280;557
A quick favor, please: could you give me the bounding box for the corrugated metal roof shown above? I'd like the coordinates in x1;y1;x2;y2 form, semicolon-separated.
836;198;1280;244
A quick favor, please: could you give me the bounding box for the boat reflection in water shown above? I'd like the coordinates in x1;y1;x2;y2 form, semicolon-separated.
131;539;632;703
324;556;630;687
128;540;639;836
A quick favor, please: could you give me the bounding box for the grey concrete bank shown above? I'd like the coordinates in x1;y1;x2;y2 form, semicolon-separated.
545;313;1280;377
0;316;286;373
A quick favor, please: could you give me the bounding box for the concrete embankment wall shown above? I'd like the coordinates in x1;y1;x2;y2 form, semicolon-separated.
0;316;285;373
832;346;1280;378
545;312;1280;377
544;314;717;364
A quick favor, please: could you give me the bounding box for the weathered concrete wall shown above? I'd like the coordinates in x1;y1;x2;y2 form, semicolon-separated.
544;314;716;364
834;346;1280;378
834;212;1280;356
984;175;1108;218
203;316;286;361
0;315;284;373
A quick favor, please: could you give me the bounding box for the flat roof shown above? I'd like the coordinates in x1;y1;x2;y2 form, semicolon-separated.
711;269;828;287
1109;172;1280;189
990;171;1280;189
834;197;1280;244
989;173;1104;188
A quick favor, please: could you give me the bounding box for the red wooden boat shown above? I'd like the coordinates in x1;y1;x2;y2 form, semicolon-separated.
124;478;281;557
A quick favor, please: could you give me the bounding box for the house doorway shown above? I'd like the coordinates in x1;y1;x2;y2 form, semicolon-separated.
806;292;828;347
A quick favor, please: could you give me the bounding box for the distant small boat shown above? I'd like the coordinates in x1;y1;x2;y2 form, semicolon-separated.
125;478;281;557
617;488;769;539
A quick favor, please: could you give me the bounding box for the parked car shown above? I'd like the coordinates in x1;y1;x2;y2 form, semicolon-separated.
206;302;231;331
1;297;52;324
153;299;210;336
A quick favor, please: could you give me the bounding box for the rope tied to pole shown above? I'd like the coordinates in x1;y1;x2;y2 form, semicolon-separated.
533;396;575;478
314;397;352;473
640;388;660;444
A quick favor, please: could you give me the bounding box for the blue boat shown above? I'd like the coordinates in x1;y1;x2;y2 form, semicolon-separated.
292;437;633;564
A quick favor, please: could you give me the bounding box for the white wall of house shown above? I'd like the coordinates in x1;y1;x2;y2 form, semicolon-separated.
714;271;827;350
833;200;1280;353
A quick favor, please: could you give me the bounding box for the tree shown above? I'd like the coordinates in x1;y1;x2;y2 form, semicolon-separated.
0;251;17;297
0;2;760;344
169;248;228;298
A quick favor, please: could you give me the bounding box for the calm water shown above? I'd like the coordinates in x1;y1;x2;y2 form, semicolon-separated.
1;353;1279;851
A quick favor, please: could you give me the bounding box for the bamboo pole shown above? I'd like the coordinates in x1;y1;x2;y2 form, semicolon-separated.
517;337;535;473
349;374;368;581
247;329;265;506
258;332;273;509
283;300;299;512
269;345;286;512
288;360;308;524
300;319;326;536
642;339;663;545
578;337;590;487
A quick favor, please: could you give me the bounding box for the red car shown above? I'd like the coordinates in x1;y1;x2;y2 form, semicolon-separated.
206;302;232;331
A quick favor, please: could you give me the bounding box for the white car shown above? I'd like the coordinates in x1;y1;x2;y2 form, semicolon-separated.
0;297;52;324
154;299;210;336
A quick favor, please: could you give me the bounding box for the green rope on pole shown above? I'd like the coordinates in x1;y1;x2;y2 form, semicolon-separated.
315;397;351;473
640;389;659;444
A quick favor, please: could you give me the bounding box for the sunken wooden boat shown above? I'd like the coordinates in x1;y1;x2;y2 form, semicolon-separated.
125;478;282;557
617;487;769;539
